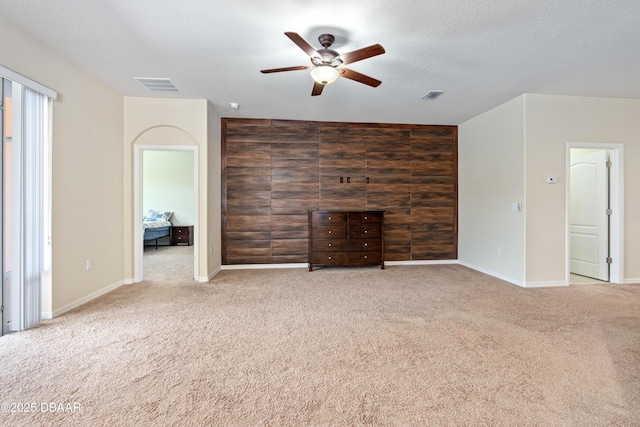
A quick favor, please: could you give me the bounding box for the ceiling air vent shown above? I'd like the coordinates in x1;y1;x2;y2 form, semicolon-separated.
134;77;181;93
422;90;444;100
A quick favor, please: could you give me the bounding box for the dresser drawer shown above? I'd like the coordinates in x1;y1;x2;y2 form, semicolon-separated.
348;212;383;223
312;224;346;239
171;225;193;246
348;224;381;239
311;211;347;224
311;251;348;265
348;251;383;266
312;238;347;251
348;238;381;252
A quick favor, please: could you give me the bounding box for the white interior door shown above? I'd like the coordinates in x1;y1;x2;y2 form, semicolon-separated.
569;149;609;281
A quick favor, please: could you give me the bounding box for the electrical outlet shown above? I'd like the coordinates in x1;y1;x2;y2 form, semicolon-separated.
546;176;558;184
86;259;92;270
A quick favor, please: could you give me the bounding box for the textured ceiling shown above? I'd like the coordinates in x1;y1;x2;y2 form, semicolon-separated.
1;0;639;125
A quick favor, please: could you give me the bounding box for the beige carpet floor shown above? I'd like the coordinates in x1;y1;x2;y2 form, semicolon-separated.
1;246;639;426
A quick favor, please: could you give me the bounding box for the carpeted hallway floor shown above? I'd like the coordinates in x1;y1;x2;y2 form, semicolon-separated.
1;247;639;426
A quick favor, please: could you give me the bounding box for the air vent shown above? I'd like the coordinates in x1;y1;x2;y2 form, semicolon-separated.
422;90;444;100
134;77;181;93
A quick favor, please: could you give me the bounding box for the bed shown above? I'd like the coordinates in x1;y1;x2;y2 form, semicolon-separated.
143;210;173;249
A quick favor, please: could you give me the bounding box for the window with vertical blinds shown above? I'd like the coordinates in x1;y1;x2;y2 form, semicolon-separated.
1;65;56;333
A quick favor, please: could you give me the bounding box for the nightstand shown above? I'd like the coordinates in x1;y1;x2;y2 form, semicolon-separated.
171;225;193;246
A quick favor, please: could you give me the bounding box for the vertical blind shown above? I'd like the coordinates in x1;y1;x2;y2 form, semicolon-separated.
21;87;46;330
1;65;55;331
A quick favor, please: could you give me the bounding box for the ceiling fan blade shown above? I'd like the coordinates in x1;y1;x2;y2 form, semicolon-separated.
339;68;382;87
260;65;311;73
311;81;325;96
340;44;385;65
285;32;319;58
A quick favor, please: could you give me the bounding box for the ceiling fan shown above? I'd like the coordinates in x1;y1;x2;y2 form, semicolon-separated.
261;32;385;96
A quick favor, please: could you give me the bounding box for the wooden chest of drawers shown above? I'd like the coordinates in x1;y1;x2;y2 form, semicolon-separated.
171;225;194;246
308;210;384;271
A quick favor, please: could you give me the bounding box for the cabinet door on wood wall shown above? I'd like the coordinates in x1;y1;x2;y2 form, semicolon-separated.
271;138;319;263
319;128;366;210
365;129;412;261
411;127;457;260
224;134;272;264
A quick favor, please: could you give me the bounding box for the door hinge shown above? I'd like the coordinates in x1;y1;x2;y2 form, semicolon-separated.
606;257;613;264
606;160;612;168
606;208;613;215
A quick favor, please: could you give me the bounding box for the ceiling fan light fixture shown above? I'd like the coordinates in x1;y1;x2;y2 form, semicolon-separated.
310;65;340;85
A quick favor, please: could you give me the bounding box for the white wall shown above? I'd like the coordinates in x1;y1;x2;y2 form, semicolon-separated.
460;93;640;286
0;15;124;315
525;94;640;284
458;95;526;285
143;150;195;226
207;105;222;278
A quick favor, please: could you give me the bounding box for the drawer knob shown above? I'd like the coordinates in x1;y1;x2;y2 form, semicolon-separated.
364;230;368;234
329;217;332;220
364;216;368;219
328;256;332;260
328;230;332;234
364;255;368;259
364;243;368;247
328;243;332;247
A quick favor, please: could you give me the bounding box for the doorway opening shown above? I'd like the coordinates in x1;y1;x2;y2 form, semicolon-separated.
566;143;623;285
133;145;198;282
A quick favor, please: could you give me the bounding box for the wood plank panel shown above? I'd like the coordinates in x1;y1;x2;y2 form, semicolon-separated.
411;183;456;208
271;199;319;215
225;215;271;232
319;140;365;169
320;182;366;211
226;231;271;241
226;174;272;189
272;239;308;259
366;185;412;210
410;126;456;139
410;205;456;259
383;220;411;260
271;158;319;170
226;131;316;144
270;139;319;238
226;166;272;176
410;207;456;225
271;214;308;240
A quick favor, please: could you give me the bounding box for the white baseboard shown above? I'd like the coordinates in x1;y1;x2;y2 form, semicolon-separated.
123;278;135;285
459;261;573;287
200;266;222;282
48;280;125;318
624;278;640;285
522;280;568;288
457;261;528;287
221;263;309;270
220;261;460;271
385;260;458;266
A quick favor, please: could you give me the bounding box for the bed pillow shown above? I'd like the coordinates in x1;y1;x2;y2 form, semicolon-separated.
144;210;174;222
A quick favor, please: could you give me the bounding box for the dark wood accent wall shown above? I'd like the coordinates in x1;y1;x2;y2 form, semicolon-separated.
222;118;457;265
